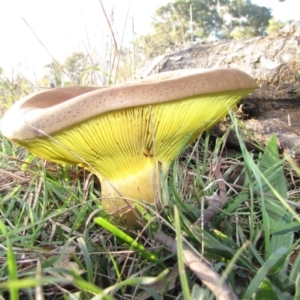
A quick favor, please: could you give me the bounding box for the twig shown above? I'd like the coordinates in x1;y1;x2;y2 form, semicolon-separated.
98;0;118;51
0;169;30;183
35;260;44;300
156;231;238;300
21;17;60;67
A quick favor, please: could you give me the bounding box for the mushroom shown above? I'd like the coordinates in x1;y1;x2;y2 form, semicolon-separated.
0;68;257;225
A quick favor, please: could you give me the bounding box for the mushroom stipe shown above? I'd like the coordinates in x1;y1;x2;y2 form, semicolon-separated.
0;68;258;226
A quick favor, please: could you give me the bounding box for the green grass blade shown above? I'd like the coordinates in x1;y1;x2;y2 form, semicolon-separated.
174;205;191;300
74;279;116;300
94;217;158;263
243;247;289;299
77;237;94;283
0;220;19;300
103;269;169;295
0;277;65;290
295;273;300;300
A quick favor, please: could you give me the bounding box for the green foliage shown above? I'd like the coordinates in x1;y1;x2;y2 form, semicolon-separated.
227;0;272;38
43;52;89;87
138;0;273;57
41;47;141;88
266;18;286;36
42;61;64;87
64;52;89;85
0;73;36;116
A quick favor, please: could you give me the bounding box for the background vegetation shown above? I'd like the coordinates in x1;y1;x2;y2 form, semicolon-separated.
138;0;276;57
0;0;299;299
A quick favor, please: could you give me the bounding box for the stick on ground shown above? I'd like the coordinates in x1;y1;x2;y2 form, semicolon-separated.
156;231;238;300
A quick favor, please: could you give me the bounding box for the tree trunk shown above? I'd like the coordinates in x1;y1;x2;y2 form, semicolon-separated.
142;22;300;160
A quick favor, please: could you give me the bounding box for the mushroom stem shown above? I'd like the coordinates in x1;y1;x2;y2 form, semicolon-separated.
99;160;167;224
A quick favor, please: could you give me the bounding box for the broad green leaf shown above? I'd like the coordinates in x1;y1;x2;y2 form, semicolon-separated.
243;247;288;299
255;277;280;300
255;135;293;263
256;136;288;226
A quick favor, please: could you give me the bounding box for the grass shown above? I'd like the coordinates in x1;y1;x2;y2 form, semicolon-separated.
1;99;300;299
0;8;299;296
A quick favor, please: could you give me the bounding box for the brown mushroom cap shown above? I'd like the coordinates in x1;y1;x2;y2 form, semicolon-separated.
1;68;257;141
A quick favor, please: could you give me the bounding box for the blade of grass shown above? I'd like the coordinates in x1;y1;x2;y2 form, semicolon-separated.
243;247;289;299
73;278;116;300
94;217;158;263
0;277;65;290
174;205;191;300
295;273;300;300
77;237;94;283
0;220;18;300
102;269;169;296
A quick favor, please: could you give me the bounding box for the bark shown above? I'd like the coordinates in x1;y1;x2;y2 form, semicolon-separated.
142;22;300;159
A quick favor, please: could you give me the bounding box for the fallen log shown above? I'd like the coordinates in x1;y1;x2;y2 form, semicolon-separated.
142;22;300;160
